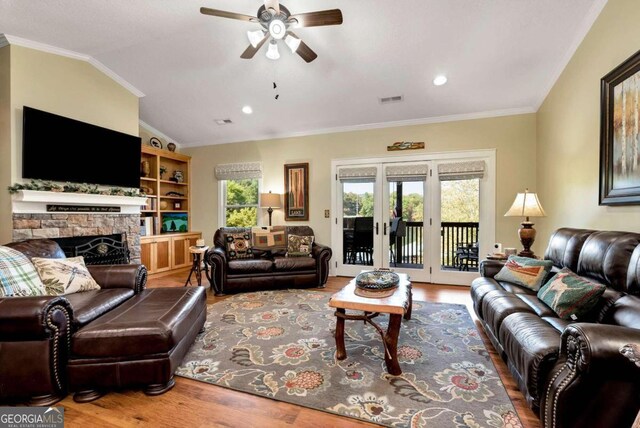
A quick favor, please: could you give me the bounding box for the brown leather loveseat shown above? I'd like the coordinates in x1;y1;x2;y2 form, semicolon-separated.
471;228;640;428
0;239;206;405
206;226;332;295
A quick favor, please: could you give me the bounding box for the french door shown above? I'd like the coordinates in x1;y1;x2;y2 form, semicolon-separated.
331;151;496;286
334;162;432;282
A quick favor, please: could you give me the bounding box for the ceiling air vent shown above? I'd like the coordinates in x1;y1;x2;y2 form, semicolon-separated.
215;119;233;125
379;95;404;105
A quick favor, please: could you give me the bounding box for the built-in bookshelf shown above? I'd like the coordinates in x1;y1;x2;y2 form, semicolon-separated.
139;145;201;275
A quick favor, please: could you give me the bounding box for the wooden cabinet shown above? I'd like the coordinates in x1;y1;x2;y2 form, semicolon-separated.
140;236;172;274
141;233;202;275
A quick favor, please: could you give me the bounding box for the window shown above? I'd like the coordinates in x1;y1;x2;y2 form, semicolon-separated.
215;162;263;228
222;179;260;227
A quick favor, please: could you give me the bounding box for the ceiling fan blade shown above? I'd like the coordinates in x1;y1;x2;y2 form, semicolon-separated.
264;0;280;15
200;7;257;22
288;9;343;28
240;34;270;59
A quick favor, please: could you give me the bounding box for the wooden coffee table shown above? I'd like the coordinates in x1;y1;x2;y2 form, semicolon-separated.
329;273;412;375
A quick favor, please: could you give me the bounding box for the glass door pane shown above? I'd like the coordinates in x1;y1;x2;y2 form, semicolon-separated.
439;178;480;272
387;181;425;269
342;181;375;267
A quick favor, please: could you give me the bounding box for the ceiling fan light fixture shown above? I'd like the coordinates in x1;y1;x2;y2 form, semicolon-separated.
284;34;301;53
269;19;286;39
247;29;266;48
266;40;280;60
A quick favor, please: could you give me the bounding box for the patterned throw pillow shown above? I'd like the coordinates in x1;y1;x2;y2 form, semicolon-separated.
224;233;254;260
494;255;553;291
287;235;314;257
537;268;606;320
32;256;101;295
251;226;287;251
0;245;46;297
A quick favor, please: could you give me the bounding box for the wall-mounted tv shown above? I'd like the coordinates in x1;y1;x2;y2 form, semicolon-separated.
22;106;142;188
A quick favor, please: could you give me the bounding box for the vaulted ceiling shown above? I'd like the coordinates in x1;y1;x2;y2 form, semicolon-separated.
0;0;606;146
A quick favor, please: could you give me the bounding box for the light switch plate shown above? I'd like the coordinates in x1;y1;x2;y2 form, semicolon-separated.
324;209;330;218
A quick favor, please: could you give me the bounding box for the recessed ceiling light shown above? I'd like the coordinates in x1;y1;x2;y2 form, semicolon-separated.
242;106;253;115
433;75;448;86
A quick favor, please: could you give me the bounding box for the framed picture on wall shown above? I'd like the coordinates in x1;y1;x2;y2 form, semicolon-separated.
600;48;640;205
284;163;309;221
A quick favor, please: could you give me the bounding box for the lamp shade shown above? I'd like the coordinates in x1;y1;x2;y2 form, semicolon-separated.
247;29;266;48
284;34;301;53
260;192;281;208
504;189;546;219
266;40;280;60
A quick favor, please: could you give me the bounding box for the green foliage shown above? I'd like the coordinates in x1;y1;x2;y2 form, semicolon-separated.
7;179;140;197
227;179;259;205
226;207;257;227
441;179;479;222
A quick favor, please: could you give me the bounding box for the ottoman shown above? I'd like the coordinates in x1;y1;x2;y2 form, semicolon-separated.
67;287;207;402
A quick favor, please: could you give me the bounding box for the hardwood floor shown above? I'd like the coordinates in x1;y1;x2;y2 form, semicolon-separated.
59;273;541;428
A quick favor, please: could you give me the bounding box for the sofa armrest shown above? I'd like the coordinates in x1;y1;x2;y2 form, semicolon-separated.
312;243;332;286
206;247;227;295
479;260;505;278
87;264;147;294
0;296;72;340
542;323;640;427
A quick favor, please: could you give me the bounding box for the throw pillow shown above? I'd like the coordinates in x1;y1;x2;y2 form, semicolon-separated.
251;226;287;251
494;255;553;291
0;245;46;297
224;233;254;260
537;268;606;320
32;256;101;295
287;234;314;257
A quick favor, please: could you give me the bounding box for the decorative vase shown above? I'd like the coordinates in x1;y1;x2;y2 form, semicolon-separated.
141;161;150;177
173;170;184;183
167;142;176;152
160;200;169;210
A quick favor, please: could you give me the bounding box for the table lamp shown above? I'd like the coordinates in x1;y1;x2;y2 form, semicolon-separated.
260;191;281;226
504;188;546;258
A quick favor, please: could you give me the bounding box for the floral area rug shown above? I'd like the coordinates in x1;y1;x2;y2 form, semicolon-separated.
176;290;522;427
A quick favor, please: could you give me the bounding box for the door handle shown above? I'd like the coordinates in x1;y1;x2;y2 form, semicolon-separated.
383;222;387;235
375;222;379;235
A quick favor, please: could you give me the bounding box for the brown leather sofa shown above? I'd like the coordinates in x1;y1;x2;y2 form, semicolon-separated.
0;239;206;405
206;226;332;295
471;228;640;428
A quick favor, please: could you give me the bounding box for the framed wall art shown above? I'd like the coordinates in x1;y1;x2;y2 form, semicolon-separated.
284;163;309;221
600;49;640;205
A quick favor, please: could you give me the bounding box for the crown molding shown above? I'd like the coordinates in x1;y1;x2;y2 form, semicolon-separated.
534;0;608;110
183;107;537;148
0;34;145;98
139;120;180;146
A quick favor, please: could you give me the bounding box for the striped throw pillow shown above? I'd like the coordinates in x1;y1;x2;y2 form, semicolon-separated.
0;245;46;297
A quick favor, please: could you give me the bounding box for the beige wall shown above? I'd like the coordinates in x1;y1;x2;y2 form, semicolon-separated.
0;46;11;243
537;0;640;243
185;113;536;250
0;45;139;242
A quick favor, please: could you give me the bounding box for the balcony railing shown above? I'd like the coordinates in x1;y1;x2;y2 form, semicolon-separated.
343;218;480;270
393;221;479;269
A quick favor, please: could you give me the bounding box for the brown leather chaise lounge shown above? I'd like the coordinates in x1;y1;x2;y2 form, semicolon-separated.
471;228;640;428
206;226;332;295
0;239;206;405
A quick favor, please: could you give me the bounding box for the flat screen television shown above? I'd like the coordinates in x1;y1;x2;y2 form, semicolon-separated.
22;106;142;188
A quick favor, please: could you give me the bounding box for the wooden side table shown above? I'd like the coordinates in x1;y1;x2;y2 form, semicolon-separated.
184;246;209;287
329;273;412;375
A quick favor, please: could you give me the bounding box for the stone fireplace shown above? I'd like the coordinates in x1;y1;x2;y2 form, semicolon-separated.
11;190;148;264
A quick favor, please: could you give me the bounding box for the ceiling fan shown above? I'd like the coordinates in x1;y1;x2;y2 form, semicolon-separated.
200;0;343;63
